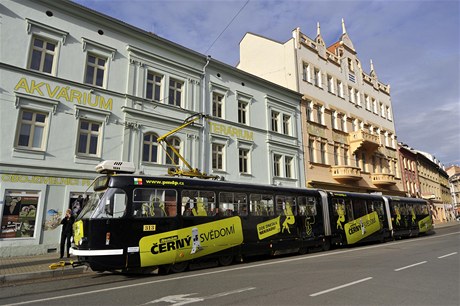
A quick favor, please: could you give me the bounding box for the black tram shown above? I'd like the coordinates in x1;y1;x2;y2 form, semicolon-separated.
70;160;433;273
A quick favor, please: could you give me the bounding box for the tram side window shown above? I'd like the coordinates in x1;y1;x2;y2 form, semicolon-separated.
181;190;216;217
367;201;384;216
249;194;274;216
219;192;248;217
132;188;177;218
332;198;353;221
275;195;296;216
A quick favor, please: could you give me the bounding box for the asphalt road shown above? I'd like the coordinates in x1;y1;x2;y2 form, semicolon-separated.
1;226;459;306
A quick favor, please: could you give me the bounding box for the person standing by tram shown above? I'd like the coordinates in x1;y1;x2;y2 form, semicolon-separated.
60;209;74;258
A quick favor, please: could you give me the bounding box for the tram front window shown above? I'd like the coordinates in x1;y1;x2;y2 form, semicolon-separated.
78;188;127;219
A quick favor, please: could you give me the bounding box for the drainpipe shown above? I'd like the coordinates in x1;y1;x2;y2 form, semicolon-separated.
201;55;211;173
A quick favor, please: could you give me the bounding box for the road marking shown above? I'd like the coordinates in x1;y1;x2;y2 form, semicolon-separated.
143;287;256;305
309;277;373;297
394;261;427;271
144;293;202;305
438;252;457;259
5;231;458;305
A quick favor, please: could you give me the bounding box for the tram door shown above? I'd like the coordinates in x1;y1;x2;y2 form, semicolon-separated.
330;197;353;244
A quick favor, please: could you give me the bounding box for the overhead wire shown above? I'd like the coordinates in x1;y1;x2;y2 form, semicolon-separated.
204;0;250;55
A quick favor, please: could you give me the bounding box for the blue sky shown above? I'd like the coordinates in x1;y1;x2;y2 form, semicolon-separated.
73;0;460;167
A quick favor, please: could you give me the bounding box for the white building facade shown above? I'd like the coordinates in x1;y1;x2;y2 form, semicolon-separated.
0;0;304;256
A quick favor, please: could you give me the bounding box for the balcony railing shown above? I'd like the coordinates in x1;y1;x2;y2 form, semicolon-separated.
348;130;380;153
331;166;362;181
371;173;396;185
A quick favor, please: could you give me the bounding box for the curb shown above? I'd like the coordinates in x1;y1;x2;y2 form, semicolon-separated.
0;266;89;285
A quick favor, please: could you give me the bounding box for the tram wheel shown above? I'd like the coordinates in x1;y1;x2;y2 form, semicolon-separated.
218;255;234;266
170;261;189;273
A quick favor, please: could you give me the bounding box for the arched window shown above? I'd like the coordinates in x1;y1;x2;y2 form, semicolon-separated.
165;137;181;165
142;133;159;163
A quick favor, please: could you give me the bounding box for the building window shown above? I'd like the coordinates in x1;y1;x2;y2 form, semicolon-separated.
314;68;322;87
238;101;248;124
273;154;282;177
334;145;339;165
271;111;279;132
337;80;343;98
355;90;361;107
84;53;106;87
365;94;371;110
348;87;355;103
283;115;291;135
320;141;326;164
146;72;162;101
344;147;349;166
212;92;224;118
285;156;293;178
348;58;354;72
387;106;392;121
302;63;311;82
142;133;159;163
361;152;367;172
332;111;338;130
309;138;315;163
373;99;378;114
168;79;183;107
165;137;181;165
327;75;334;94
340;114;346;132
239;148;249;174
77;120;101;156
316;105;323;125
29;37;56;74
380;103;386;118
16;109;48;150
306;102;313;121
212;143;224;170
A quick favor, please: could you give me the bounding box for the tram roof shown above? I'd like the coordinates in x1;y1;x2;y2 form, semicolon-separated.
104;173;322;195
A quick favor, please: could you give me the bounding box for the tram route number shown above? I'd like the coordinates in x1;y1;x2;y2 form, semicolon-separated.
143;225;157;231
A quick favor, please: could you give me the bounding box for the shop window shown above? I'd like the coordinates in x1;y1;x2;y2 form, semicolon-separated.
1;190;40;239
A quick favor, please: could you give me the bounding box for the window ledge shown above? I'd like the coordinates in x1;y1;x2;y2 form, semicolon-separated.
12;147;46;160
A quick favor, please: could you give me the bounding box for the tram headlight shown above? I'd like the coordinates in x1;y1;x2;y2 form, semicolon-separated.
78;237;87;246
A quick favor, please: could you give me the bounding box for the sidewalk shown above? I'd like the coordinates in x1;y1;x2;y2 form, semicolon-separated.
1;221;459;286
0;253;90;286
